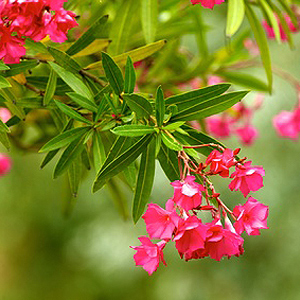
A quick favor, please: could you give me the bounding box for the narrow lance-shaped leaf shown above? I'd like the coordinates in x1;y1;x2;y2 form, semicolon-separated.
43;69;57;106
124;56;136;94
48;47;82;73
101;52;124;95
92;132;106;172
226;0;245;37
171;91;249;122
86;40;167;72
245;3;272;91
123;94;153;119
54;100;93;125
111;125;156;137
93;134;153;192
141;0;158;44
0;132;10;151
40;126;91;153
68;156;82;197
2;60;39;77
66;15;109;56
132;139;156;223
0;76;12;88
67;92;98;113
155;86;165;127
48;61;93;100
161;131;183;151
0;118;10;132
53;136;86;179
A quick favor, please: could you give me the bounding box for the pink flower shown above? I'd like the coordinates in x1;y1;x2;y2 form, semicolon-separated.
171;175;205;211
0;108;12;123
191;0;225;10
263;14;299;42
273;108;300;140
206;115;232;138
142;203;180;240
229;161;265;197
243;38;260;56
174;215;207;260
45;0;68;10
233;197;269;236
0;153;11;176
203;220;244;261
0;23;26;64
131;236;167;275
46;8;78;43
235;124;258;146
205;148;237;177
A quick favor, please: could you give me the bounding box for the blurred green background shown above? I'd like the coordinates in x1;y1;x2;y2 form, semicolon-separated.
1;2;300;300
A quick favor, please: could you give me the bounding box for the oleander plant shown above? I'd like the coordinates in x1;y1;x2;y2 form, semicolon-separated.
2;0;300;278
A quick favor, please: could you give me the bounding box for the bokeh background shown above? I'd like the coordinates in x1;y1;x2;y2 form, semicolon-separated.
1;1;300;299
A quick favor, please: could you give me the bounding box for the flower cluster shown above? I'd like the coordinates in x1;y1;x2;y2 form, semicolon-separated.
191;0;225;10
206;93;264;146
263;13;299;42
0;108;12;177
131;147;268;275
0;0;78;64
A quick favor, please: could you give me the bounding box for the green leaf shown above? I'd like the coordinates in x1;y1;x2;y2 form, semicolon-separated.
53;137;85;179
54;100;93;124
123;162;137;190
132;139;156;223
67;92;98;113
226;0;245;37
155;86;165;127
171;91;249;122
163;121;185;131
66;15;109;56
245;3;272;91
259;0;281;43
0;76;11;88
93;134;153;192
0;88;25;120
40;150;59;169
48;61;93;100
86;40;167;72
141;0;158;44
43;69;57;106
48;47;82;73
17;97;56;109
68;157;82;197
123;94;153;119
92;132;106;172
157;142;180;182
2;60;39;77
165;84;231;112
40;126;91;153
111;125;156;137
0;132;10;151
124;56;136;94
109;0;137;55
217;71;269;91
0;118;10;132
0;61;10;71
101;52;124;95
161;132;183;151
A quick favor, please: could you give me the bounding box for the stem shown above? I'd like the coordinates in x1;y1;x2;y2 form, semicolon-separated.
183;143;225;152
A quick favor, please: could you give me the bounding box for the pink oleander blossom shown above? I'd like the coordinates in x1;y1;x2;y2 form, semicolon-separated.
174;215;207;259
273;108;300;140
46;8;78;43
0;153;11;176
205;148;238;177
235;124;258;146
0;108;12;123
206;115;232;138
263;14;299;42
229;161;265;197
191;0;225;9
171;175;205;211
142;203;180;240
233;197;269;235
203;220;244;261
45;0;68;10
131;236;166;275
